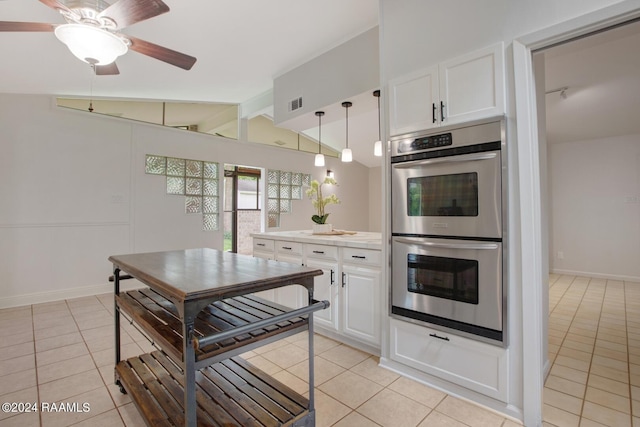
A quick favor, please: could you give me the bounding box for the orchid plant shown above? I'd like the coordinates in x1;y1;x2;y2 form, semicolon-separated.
306;177;340;224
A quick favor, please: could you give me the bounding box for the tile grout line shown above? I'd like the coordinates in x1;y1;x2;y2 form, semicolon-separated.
67;296;128;427
31;303;44;427
625;280;634;424
544;276;599;424
576;277;606;424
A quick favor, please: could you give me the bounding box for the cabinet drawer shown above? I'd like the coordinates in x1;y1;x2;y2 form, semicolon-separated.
390;319;507;402
305;244;338;261
342;248;381;267
253;238;274;252
275;241;303;256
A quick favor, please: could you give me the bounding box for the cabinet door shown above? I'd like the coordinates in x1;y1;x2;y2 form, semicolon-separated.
253;241;276;302
275;249;304;309
341;265;381;346
439;43;504;125
306;258;338;331
389;65;439;136
390;319;508;402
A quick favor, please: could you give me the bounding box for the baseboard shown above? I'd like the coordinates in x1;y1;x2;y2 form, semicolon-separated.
378;356;524;423
551;268;640;283
314;325;381;357
0;280;147;310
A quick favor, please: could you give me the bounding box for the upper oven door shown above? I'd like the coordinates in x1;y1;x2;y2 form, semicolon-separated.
391;150;502;239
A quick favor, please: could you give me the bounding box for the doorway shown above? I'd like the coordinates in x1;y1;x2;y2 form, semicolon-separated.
533;19;640;425
513;6;640;426
223;165;262;255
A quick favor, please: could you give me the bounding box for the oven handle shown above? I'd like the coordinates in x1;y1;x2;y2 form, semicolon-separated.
394;237;499;250
392;151;497;168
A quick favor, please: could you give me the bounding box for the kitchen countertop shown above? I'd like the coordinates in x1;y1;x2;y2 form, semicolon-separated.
251;230;382;250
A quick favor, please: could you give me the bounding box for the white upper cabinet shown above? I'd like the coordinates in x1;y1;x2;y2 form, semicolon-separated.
389;65;439;135
439;43;505;125
389;43;505;136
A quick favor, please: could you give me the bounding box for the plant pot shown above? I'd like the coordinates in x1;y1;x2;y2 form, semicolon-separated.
312;223;333;234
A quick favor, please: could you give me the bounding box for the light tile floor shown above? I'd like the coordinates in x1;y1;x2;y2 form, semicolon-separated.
0;292;521;426
544;274;640;427
3;276;636;426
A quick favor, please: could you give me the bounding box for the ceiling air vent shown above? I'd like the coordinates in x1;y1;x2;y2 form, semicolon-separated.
288;96;303;112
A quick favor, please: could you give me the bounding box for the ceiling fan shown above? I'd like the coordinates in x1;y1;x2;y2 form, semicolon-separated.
0;0;197;75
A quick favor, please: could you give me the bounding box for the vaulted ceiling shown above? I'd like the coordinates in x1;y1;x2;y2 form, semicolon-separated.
0;0;378;103
3;1;638;164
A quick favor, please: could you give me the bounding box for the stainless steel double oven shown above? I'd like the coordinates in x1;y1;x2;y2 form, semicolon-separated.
390;117;507;345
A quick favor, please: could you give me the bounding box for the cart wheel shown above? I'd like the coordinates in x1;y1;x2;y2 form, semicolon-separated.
116;380;127;394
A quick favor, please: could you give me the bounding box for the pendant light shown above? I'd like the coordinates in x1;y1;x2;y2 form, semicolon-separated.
373;90;383;157
341;101;353;163
314;111;325;167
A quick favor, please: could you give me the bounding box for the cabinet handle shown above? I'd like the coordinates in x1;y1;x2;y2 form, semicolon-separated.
429;333;450;341
256;243;265;247
330;269;335;285
351;255;366;259
313;250;325;254
432;102;437;123
342;272;346;288
282;246;292;250
440;101;445;121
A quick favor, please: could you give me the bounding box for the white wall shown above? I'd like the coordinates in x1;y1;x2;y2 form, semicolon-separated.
274;26;379;131
0;93;371;308
368;166;383;232
549;133;640;281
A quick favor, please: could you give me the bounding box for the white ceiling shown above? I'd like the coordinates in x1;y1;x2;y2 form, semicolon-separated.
0;0;378;102
543;20;640;144
7;2;637;166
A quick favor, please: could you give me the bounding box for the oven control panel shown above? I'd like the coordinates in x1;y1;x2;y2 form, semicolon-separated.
397;133;452;154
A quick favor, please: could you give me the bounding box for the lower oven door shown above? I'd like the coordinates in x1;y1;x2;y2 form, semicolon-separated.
391;236;503;341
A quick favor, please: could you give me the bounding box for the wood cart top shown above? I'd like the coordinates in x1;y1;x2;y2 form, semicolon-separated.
109;248;322;304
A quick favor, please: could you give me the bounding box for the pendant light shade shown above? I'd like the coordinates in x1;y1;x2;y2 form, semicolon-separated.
374;141;382;157
373;90;383;157
341;101;353;163
314;111;325;167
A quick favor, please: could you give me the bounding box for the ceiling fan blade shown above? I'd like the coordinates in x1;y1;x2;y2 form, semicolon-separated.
99;0;169;29
38;0;72;14
128;36;197;70
95;62;120;75
0;21;54;32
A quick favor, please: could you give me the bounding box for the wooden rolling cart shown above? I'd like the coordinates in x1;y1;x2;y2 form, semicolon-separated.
109;248;326;427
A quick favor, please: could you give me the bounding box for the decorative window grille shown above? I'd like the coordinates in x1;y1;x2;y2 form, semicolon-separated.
267;170;311;227
145;154;220;231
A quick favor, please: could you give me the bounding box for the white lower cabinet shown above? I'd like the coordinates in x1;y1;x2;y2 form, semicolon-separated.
305;245;382;347
274;241;305;309
390;318;508;402
252;238;276;302
341;248;381;346
253;237;382;350
252;239;305;309
305;244;339;331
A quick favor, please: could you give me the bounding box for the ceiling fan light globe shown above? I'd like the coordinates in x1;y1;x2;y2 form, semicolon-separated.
341;148;353;163
54;24;128;66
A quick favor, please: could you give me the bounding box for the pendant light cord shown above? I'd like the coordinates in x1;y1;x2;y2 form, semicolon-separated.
318;113;322;154
341;101;352;149
345;104;349;149
315;111;325;155
376;91;381;141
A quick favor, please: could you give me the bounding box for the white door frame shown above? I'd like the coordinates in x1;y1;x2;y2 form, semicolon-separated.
513;2;640;425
